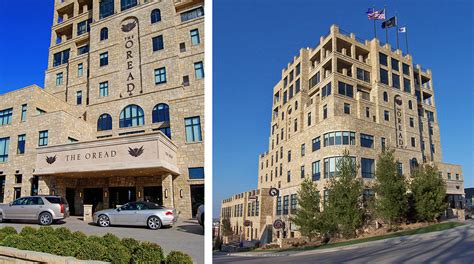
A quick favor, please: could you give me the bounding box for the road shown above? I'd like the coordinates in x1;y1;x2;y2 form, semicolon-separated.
0;216;204;264
214;220;474;264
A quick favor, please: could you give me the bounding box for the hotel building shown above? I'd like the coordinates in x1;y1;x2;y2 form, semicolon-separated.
220;25;464;242
0;0;204;219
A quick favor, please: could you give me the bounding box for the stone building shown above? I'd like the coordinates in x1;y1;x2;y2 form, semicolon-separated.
220;25;464;242
0;0;204;219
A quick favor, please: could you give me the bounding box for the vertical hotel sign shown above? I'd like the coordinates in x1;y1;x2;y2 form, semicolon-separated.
121;18;142;97
394;95;405;148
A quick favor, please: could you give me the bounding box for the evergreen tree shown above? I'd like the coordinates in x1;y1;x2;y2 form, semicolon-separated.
411;164;447;222
325;150;364;238
373;149;408;229
221;217;233;237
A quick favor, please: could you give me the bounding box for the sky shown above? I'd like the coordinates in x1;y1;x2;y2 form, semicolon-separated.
213;0;474;217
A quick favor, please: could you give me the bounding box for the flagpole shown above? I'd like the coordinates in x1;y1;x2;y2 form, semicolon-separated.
396;16;399;50
373;6;377;39
385;6;388;44
405;28;409;54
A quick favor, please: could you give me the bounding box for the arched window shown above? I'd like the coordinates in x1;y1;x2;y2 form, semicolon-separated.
152;103;170;123
410;158;419;174
119;104;144;128
100;27;108;41
408;100;413;110
151;9;161;24
97;114;112;131
383;92;388;102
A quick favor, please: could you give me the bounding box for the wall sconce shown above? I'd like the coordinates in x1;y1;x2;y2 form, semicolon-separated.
179;189;183;198
104;191;108;198
79;192;82;198
138;191;141;198
164;189;168;199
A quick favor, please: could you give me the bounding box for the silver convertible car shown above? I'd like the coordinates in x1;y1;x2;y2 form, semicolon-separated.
93;201;177;230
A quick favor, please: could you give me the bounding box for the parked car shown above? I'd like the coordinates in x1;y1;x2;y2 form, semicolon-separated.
196;204;204;226
93;201;177;230
0;195;69;225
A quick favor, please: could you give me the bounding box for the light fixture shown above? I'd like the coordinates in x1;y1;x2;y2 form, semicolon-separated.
138;191;141;198
104;191;108;198
79;192;82;198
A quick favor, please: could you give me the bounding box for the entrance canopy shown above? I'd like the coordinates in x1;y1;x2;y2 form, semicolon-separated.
35;132;179;177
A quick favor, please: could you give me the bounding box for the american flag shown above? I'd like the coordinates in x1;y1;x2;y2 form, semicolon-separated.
367;8;386;20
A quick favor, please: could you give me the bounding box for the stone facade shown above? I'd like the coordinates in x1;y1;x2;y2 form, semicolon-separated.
0;0;204;219
220;25;464;242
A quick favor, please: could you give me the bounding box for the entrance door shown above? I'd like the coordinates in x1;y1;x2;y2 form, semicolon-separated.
66;188;75;215
83;188;103;213
109;187;136;209
190;184;204;217
143;186;163;205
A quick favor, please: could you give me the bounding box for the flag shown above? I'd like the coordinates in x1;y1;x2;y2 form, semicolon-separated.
382;16;397;29
398;26;406;33
367;8;385;20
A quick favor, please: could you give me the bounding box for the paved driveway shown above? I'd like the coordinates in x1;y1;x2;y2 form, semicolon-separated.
0;216;204;264
214;220;474;264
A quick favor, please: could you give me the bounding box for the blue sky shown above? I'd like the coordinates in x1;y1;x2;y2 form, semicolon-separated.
213;0;474;217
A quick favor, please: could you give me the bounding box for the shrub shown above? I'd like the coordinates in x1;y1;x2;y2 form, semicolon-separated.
36;226;55;239
102;233;121;245
121;237;140;254
1;234;24;248
166;251;193;264
52;240;81;257
72;231;87;242
19;227;37;237
131;242;164;263
76;240;108;261
54;227;74;241
104;243;131;264
0;227;17;242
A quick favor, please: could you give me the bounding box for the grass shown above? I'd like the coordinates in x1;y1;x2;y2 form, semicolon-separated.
264;222;465;253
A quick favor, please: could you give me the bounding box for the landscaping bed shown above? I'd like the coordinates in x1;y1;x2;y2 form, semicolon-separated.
0;226;193;264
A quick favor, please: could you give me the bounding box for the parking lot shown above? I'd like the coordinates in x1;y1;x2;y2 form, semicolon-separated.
0;216;204;264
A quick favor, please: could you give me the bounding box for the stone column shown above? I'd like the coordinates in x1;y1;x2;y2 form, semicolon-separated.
162;174;174;208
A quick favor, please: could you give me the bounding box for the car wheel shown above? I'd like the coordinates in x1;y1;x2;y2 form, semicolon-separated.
98;215;110;227
38;212;53;225
147;216;162;230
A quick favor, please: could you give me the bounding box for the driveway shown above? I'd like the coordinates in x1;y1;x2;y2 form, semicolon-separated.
214;220;474;264
0;216;204;264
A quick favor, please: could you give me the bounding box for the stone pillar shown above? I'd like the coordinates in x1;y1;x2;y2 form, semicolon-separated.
162;174;174;208
92;0;100;21
83;204;93;222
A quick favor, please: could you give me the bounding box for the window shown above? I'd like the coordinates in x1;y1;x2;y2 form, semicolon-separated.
380;68;389;85
100;28;108;41
154;67;167;84
397;162;403;176
194;62;204;79
97;114;112;131
152;103;170;123
411;137;416;147
404;78;411;93
99;81;109;97
289;70;294;82
323;131;355;147
159;127;171;139
408;100;413;109
36;108;46;115
0;137;10;162
276;197;282;215
312;161;320;181
181;6;204;22
151;9;161;24
363;189;375;203
344;103;351;114
309;72;320;87
76;91;82;105
312;137;320;151
366;107;370;118
338;82;354;97
295;79;300;93
300;165;305;178
284;77;288;87
360;133;374;148
17;135;26;155
323;105;327;119
152;35;164;52
379;53;388;66
361;158;375;178
403;63;410;75
290;194;297;213
38;131;48;147
322;82;331;98
384;110;390;121
391;58;399;71
296;63;301;76
410;117;414;127
119;105;145;128
381;137;386;151
0;108;13;126
283;195;289;214
356;68;370;82
56;72;63;86
426;111;435;122
190;29;200;45
294;118;298;132
100;52;108;67
307;112;312;126
121;0;137;11
53;49;70;67
301;144;305;157
99;0;114;19
21;105;27;122
78;63;83;77
392;73;400;89
185;116;202;142
188;167;204;180
77;19;91;36
447;172;452;180
180;42;186;52
289;85;294;98
77;45;89;55
383;91;388;102
287;150;291;162
324;156;356;178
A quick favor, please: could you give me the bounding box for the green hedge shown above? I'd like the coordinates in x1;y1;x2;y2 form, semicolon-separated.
0;226;193;264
